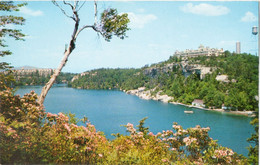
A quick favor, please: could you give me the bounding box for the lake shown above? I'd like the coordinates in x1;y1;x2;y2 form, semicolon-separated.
16;85;254;156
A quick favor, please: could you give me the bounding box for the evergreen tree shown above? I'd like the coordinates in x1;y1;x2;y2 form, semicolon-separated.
0;1;26;70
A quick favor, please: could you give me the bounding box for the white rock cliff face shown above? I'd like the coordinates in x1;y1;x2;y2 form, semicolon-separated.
126;87;173;103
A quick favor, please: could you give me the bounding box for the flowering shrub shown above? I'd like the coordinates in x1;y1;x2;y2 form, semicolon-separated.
0;88;45;163
0;88;248;164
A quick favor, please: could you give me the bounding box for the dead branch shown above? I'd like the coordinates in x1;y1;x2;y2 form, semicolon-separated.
63;0;74;10
52;0;75;21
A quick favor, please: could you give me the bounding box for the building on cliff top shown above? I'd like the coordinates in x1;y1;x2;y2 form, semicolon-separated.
174;45;224;59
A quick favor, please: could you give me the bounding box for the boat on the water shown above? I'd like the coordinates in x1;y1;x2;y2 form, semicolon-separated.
184;110;194;114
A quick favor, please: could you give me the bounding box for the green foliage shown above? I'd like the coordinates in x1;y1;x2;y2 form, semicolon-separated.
247;113;259;165
136;117;149;138
65;111;80;125
0;70;16;90
1;88;248;164
69;68;143;90
99;8;130;42
14;71;75;86
0;1;26;69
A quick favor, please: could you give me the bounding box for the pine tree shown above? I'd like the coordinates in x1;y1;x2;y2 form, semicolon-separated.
0;1;26;70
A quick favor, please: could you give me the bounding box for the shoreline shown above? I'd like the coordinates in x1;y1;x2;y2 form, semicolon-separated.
169;101;255;117
18;85;255;117
124;87;256;117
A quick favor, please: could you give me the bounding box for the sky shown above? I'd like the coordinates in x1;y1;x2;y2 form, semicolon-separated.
2;1;259;73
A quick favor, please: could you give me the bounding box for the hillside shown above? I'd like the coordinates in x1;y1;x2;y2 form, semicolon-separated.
12;67;75;86
70;51;259;112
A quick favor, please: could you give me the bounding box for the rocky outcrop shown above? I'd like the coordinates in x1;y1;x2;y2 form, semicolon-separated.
71;71;97;82
182;63;214;79
143;63;179;77
215;75;237;83
126;87;174;103
143;61;215;80
216;75;229;83
71;75;79;82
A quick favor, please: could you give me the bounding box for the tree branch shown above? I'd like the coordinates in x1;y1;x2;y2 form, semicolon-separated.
77;1;86;12
75;25;95;39
52;0;75;21
75;1;79;9
63;0;74;10
94;0;97;25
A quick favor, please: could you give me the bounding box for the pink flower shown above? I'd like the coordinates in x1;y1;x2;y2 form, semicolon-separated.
86;147;91;151
58;112;65;118
47;112;57;118
71;123;78;128
156;132;162;137
7;127;16;134
228;149;234;156
168;137;177;141
173;124;181;129
58;112;69;121
183;137;191;146
137;132;143;136
63;123;71;132
148;132;154;136
98;154;103;157
126;123;133;127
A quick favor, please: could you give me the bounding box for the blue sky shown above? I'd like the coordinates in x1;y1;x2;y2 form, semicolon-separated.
2;1;259;73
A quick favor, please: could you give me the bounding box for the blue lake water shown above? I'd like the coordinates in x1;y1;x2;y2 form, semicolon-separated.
16;85;254;156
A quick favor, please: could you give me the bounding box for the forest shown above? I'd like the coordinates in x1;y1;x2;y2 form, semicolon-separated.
14;71;75;86
70;51;259;112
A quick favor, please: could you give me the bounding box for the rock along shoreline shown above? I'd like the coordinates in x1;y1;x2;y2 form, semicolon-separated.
123;87;255;117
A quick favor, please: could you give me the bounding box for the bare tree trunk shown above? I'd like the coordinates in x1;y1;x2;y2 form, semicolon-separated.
38;49;72;105
38;18;79;105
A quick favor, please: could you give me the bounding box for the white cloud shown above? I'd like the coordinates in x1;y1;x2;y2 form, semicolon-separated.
20;6;43;17
241;12;257;22
126;12;157;29
180;3;230;16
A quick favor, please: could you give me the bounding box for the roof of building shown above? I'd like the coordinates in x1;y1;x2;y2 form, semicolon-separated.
192;99;204;104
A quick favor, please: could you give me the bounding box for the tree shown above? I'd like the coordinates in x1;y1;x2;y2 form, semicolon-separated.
38;0;130;104
0;1;26;70
0;1;26;90
137;117;149;138
247;114;259;165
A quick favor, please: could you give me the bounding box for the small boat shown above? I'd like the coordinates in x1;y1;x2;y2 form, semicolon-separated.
184;110;194;114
